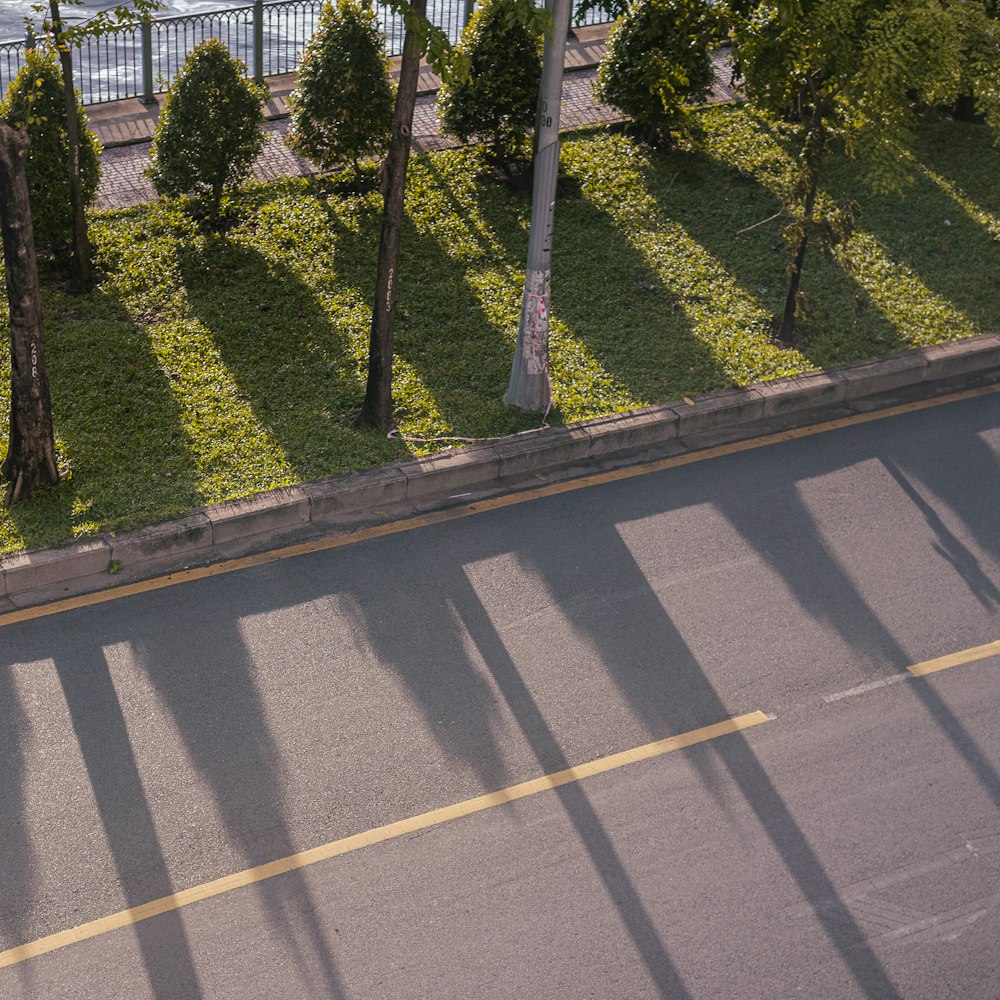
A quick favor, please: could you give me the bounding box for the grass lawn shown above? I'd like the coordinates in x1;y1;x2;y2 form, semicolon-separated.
1;104;998;556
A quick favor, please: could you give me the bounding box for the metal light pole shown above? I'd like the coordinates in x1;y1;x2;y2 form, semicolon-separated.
504;0;572;413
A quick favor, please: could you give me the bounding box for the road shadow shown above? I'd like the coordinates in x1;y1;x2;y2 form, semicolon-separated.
340;483;904;995
505;490;905;997
0;590;347;995
53;644;205;1000
0;653;37;992
881;457;1000;611
445;568;695;998
125;597;347;998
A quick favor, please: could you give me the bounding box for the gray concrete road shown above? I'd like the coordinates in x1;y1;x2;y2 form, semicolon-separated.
1;390;999;998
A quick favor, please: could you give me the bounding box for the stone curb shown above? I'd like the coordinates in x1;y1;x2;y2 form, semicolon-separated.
2;334;998;607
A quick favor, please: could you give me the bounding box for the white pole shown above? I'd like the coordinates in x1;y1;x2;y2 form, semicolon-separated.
504;0;572;412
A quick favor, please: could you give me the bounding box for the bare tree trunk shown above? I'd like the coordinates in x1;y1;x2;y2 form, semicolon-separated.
0;123;59;504
777;103;826;344
358;0;426;430
776;168;817;343
50;0;94;294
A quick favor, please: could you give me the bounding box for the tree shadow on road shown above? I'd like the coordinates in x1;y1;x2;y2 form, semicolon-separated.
0;654;38;994
53;645;205;999
126;602;347;998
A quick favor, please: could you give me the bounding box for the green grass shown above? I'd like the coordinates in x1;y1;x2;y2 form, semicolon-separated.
1;105;998;556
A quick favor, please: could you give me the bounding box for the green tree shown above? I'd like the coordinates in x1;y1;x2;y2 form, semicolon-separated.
1;47;101;253
727;0;1000;342
146;39;266;226
24;0;160;291
438;0;544;176
288;0;394;174
596;0;720;147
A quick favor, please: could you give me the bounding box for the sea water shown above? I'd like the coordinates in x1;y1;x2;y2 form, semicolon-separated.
0;1;244;41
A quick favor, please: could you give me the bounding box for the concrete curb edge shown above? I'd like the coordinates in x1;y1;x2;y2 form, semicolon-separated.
3;333;999;606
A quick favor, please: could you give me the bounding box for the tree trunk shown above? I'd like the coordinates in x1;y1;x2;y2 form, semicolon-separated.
0;123;59;504
358;0;426;430
777;106;826;344
776;174;816;344
505;0;572;412
50;0;94;293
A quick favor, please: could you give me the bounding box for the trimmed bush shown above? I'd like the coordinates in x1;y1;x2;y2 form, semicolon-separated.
147;39;266;224
0;48;101;251
596;0;719;146
438;0;543;176
288;0;394;173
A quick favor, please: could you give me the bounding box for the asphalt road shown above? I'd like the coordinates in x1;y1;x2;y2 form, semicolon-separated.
1;390;999;999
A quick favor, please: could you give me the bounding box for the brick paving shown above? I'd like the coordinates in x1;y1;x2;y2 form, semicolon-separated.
94;48;736;210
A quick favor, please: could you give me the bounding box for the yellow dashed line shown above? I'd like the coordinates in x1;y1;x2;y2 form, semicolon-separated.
0;710;770;970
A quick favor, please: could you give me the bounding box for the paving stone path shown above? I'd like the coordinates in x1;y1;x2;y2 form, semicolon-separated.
95;57;736;211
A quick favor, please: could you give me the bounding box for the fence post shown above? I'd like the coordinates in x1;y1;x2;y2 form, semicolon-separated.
463;0;475;30
253;0;264;84
140;14;155;104
24;27;35;51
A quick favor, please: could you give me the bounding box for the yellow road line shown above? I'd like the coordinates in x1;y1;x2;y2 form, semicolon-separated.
908;639;1000;677
2;382;997;630
0;710;769;971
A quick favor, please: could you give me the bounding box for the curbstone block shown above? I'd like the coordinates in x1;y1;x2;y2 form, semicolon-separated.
1;538;111;596
493;425;591;480
306;467;408;523
109;514;213;569
399;444;500;501
918;334;1000;382
205;486;310;546
839;351;929;400
674;387;766;437
583;404;681;459
754;369;848;418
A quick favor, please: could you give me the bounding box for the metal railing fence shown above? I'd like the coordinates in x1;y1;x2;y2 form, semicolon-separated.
0;0;610;107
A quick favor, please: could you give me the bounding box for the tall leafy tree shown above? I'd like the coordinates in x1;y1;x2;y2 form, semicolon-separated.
1;47;101;252
147;39;267;227
596;0;720;147
438;0;544;177
288;0;395;174
29;0;160;291
726;0;1000;342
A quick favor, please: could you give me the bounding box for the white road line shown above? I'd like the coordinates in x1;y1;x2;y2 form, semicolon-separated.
822;673;912;703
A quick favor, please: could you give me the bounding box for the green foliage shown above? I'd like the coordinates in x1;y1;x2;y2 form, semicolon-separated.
146;39;266;224
596;0;719;146
725;0;1000;339
0;48;101;250
288;0;394;173
951;0;1000;127
4;113;998;554
727;0;1000;195
28;0;162;41
438;0;543;174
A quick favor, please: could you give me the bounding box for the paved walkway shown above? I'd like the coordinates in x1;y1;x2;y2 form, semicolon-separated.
94;28;736;210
